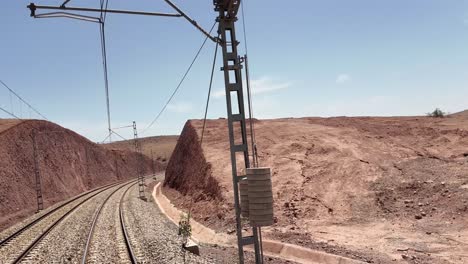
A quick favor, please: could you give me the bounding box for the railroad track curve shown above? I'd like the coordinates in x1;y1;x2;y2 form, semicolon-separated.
81;181;138;264
0;180;133;264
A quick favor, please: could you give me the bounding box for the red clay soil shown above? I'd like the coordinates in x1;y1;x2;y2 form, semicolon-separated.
0;119;163;231
164;113;468;264
164;122;226;225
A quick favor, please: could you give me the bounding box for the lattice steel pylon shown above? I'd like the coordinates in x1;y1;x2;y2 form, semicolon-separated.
214;1;262;263
31;130;43;212
151;150;156;177
133;121;146;200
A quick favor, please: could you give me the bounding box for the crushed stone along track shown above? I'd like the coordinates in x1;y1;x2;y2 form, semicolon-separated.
0;181;120;245
1;176;295;264
123;182;214;264
82;182;135;264
0;180;132;264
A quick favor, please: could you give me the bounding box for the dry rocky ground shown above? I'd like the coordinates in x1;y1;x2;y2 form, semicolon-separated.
164;112;468;264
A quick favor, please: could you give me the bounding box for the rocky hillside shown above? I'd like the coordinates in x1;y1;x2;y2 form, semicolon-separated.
164;115;468;263
0;119;162;230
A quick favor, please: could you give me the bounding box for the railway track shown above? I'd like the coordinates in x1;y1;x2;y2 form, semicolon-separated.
1;175;225;263
119;183;139;264
0;180;134;264
0;180;120;247
81;181;138;264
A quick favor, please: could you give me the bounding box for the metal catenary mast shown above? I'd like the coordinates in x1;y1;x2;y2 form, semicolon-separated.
214;1;262;263
31;130;44;212
27;1;264;262
133;121;146;200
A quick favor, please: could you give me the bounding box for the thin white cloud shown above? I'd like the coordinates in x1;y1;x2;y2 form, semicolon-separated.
336;74;351;84
167;102;193;113
212;89;225;98
213;76;292;98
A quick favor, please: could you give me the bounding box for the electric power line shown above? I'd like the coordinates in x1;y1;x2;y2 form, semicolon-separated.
111;129;127;141
241;0;249;56
0;80;48;120
200;37;219;145
141;21;218;134
99;0;112;142
0;106;20;119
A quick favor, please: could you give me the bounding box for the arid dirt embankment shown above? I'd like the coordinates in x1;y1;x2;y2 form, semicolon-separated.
164;113;468;264
0;119;162;230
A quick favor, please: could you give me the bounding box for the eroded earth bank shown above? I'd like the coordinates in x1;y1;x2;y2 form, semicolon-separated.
164;112;468;264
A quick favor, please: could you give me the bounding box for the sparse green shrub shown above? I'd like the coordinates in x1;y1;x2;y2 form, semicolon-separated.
427;108;445;118
178;212;192;246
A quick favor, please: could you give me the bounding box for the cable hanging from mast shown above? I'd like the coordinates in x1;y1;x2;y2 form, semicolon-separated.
200;36;220;145
141;21;218;134
240;0;259;167
99;0;112;142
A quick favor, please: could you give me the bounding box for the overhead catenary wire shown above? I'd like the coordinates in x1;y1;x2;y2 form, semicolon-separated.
112;125;133;130
100;0;110;22
241;3;264;262
29;1;113;142
98;0;112;142
34;12;101;23
162;0;218;43
110;129;127;141
9;92;13;115
200;36;219;145
240;1;258;167
0;106;20;119
0;79;48;120
100;133;111;144
141;21;218;134
241;0;249;56
188;39;219;218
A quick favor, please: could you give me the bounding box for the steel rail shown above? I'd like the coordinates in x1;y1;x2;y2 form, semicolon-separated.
81;181;135;264
0;180;123;247
119;183;139;264
9;180;134;263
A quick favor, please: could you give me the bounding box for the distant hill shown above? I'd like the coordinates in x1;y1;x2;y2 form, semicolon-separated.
103;135;179;165
449;109;468;117
0;119;22;134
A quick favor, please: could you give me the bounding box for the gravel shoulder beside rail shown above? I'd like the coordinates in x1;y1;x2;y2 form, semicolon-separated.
124;181;214;263
123;176;292;264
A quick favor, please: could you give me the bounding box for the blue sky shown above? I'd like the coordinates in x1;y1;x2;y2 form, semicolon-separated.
1;0;468;141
